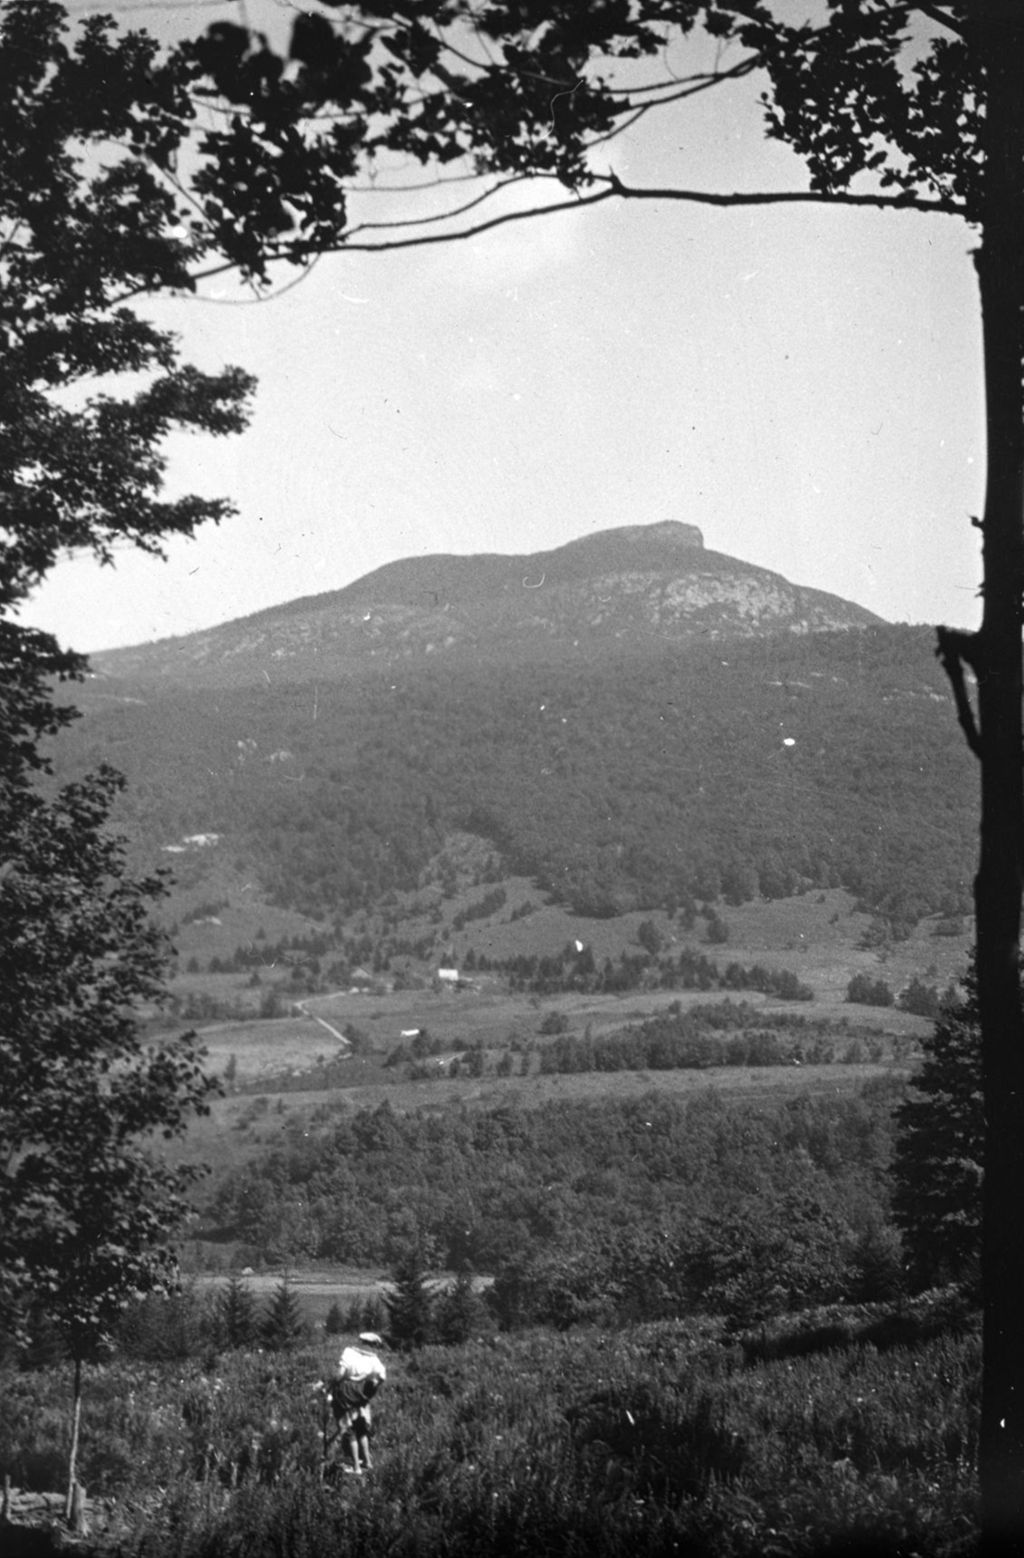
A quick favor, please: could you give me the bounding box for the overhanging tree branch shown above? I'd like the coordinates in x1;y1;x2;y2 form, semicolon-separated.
180;171;962;292
343;171;551;237
911;3;968;38
936;626;983;760
602;59;759;97
599;173;962;216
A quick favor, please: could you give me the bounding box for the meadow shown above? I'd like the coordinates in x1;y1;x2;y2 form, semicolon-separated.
2;1306;979;1557
178;886;953;1096
156;895;905;1228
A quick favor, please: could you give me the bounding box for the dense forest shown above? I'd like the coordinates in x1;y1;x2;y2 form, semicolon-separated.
64;625;976;928
208;1076;903;1318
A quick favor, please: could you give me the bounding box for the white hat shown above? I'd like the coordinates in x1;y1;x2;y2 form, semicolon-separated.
358;1331;384;1347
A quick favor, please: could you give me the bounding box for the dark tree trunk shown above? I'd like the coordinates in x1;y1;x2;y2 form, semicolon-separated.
974;6;1024;1550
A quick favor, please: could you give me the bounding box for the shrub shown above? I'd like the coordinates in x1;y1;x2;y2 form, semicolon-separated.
118;1286;213;1363
846;973;894;1007
434;1269;488;1346
898;977;942;1019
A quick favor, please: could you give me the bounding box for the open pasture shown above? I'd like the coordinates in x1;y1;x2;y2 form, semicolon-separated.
197;982;929;1089
284;1056;900;1114
175;884;967;1092
199;1013;349;1081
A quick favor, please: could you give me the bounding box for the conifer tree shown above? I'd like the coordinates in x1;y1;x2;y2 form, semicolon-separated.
261;1278;305;1352
217;1275;258;1351
435;1265;485;1346
384;1244;436;1351
892;967;984;1293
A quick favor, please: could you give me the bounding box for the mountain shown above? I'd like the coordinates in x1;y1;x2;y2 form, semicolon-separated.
90;522;881;688
61;526;973;931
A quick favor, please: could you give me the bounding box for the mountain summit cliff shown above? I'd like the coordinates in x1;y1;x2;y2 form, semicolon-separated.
92;521;881;687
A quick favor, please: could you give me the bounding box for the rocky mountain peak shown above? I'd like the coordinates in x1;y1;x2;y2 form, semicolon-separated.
90;521;880;688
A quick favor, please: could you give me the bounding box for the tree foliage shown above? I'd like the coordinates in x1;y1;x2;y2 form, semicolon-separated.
0;1;257;679
0;2;279;1503
63;626;977;924
846;973;895;1008
180;2;972;268
686;1191;854;1330
0;764;220;1353
209;1081;899;1291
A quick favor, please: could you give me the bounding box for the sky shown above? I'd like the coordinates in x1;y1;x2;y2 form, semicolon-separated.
20;1;985;653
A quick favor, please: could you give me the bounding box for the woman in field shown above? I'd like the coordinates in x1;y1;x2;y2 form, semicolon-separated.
330;1332;386;1475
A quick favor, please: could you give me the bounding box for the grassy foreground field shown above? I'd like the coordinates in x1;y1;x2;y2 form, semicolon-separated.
2;1311;979;1557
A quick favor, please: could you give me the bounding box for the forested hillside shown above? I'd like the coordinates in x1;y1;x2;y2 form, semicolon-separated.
63;624;975;927
208;1076;899;1289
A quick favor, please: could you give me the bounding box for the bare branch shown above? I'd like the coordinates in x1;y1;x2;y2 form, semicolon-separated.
180;186;619;288
911;3;967;38
150;165;962;301
600;172;963;217
349;169;489;194
0;219;24;264
188;89;367;128
343;173;550;239
602;54;760;100
585;103;652;151
936;626;983;759
431;31;491;77
607;63;760;119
